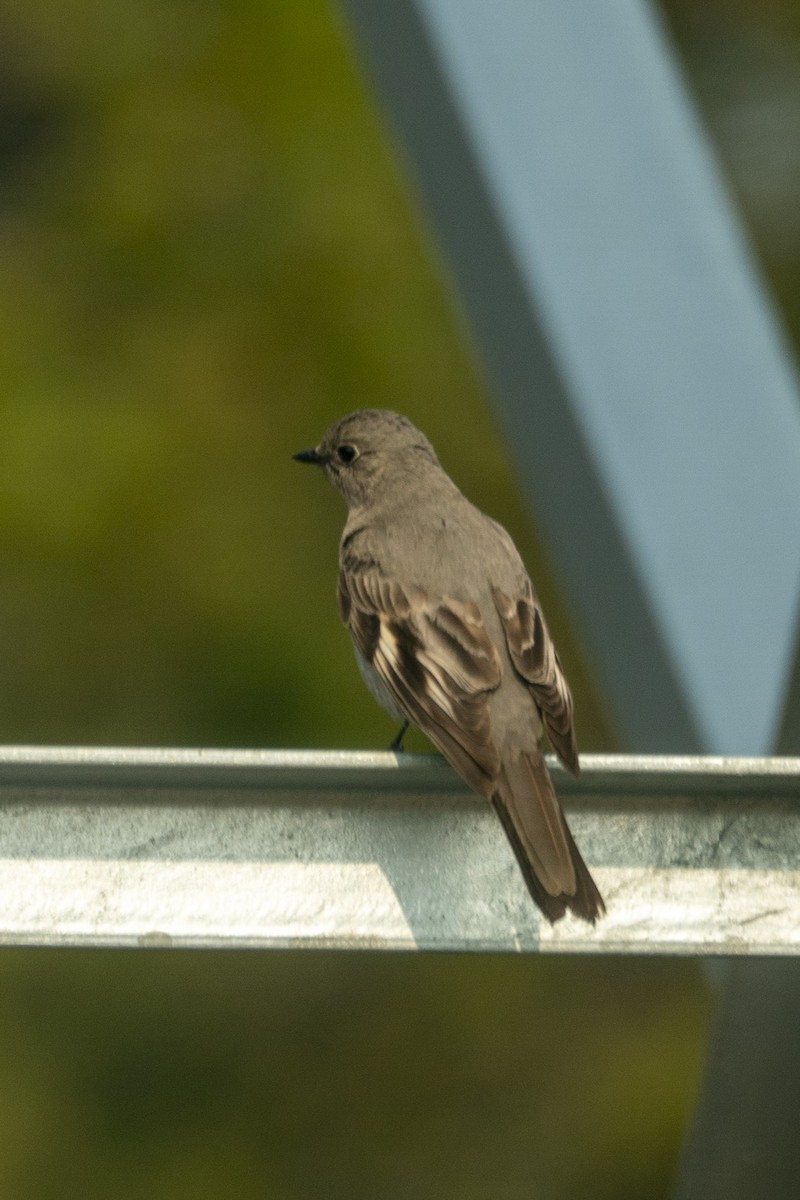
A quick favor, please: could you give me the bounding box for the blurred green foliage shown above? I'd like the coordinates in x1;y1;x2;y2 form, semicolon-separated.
0;0;615;752
0;950;708;1200
0;0;797;1196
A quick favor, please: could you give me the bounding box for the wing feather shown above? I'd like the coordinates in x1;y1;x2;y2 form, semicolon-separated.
338;559;603;923
338;563;503;783
492;584;579;773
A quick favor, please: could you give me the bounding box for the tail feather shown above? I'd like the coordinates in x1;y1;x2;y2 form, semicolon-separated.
491;751;604;924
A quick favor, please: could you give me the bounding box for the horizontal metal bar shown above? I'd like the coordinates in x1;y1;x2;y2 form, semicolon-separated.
0;748;798;954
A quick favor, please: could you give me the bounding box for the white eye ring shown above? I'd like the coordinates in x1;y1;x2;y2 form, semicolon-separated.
336;443;358;465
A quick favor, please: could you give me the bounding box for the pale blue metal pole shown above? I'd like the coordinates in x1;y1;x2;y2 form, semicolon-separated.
335;3;800;1196
337;0;800;756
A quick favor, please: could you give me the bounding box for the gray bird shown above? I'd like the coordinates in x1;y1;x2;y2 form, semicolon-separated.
294;409;604;923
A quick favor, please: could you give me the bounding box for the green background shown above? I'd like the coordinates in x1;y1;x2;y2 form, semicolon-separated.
1;1;798;1196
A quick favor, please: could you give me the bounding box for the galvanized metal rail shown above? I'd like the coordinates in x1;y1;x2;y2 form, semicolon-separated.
0;749;797;953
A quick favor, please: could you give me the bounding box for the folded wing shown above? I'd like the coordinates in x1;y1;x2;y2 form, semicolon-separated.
338;562;503;788
492;583;579;774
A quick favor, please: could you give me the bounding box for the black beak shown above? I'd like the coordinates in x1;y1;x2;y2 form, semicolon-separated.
292;447;325;465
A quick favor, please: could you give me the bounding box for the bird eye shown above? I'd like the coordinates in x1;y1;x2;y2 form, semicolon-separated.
336;443;358;464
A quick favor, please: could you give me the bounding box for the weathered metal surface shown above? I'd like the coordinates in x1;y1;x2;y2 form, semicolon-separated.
0;749;797;953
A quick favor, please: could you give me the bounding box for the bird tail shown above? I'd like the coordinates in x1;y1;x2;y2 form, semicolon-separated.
491;750;605;924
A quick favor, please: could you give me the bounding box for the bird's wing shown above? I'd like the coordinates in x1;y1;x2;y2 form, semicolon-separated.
338;561;503;786
492;584;579;774
338;560;603;923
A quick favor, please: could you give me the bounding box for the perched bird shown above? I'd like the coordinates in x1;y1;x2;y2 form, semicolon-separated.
294;410;604;923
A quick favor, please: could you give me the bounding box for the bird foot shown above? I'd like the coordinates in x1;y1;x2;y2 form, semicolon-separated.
387;720;410;753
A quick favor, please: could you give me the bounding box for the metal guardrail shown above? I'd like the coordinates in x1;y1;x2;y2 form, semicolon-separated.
0;749;797;953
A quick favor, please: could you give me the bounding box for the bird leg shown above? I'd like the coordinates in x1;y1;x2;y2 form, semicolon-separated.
387;720;410;752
